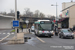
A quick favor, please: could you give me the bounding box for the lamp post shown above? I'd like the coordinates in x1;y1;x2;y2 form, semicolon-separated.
51;2;58;21
51;2;58;36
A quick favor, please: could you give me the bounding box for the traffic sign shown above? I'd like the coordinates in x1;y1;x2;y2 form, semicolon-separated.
13;20;19;27
25;20;29;23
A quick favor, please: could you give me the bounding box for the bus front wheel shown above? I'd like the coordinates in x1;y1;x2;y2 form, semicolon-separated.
49;36;51;37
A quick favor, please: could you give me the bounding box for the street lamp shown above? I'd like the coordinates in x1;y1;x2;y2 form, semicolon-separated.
51;2;59;36
51;2;58;21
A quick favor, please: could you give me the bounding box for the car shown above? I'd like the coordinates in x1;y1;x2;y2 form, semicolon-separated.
59;29;74;39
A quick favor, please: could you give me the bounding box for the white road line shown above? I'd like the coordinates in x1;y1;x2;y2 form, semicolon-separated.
36;37;45;43
11;33;14;34
0;34;10;42
7;33;10;34
3;33;6;34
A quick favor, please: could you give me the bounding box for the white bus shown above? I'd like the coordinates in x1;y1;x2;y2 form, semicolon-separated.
34;20;54;37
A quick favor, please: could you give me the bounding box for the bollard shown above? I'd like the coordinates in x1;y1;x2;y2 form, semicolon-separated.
17;29;19;33
24;37;28;42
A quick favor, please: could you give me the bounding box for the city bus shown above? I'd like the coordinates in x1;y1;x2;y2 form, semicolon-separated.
34;20;54;37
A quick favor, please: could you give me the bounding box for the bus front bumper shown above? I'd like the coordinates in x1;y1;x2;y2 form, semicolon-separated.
38;33;54;36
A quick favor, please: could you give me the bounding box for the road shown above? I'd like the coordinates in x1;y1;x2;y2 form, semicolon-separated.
0;29;15;43
0;32;75;50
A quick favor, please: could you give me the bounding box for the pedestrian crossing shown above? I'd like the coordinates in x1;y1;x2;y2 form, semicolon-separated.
0;32;15;35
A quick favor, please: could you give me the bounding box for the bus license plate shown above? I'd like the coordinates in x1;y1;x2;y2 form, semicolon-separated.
45;34;48;36
44;31;49;33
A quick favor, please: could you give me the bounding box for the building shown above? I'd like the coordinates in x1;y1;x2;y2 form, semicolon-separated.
61;2;75;28
0;14;15;29
62;2;75;17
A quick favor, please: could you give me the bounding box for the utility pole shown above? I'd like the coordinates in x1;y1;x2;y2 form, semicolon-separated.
51;2;58;21
56;2;58;21
51;2;58;36
15;0;17;39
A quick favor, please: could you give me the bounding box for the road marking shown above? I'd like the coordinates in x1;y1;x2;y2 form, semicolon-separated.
0;34;10;42
3;33;6;34
36;37;45;43
7;33;10;34
0;33;15;34
11;33;14;34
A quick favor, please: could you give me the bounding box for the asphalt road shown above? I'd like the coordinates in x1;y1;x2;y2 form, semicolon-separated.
0;29;15;43
0;33;75;50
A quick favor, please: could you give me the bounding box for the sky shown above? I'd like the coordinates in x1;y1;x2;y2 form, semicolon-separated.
0;0;74;16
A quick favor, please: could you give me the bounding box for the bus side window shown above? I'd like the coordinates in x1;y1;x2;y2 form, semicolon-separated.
38;25;40;29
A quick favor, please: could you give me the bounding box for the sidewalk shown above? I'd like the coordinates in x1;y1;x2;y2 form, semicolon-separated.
8;33;24;44
2;43;43;50
19;29;29;34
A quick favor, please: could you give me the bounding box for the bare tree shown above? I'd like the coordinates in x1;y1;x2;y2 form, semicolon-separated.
47;15;51;18
23;8;33;17
39;12;45;19
0;12;7;15
34;10;40;17
7;9;15;16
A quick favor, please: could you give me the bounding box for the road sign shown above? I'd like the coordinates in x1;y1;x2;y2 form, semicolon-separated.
13;20;19;27
25;20;29;23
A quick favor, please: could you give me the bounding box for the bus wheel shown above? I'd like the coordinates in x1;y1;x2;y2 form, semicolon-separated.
49;36;51;38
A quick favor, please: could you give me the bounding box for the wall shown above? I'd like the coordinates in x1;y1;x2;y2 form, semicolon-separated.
62;2;75;17
0;17;14;29
62;9;69;17
62;2;75;9
69;5;75;28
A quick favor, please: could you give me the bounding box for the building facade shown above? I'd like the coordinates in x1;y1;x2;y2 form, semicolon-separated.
0;14;14;29
62;2;75;17
62;2;75;28
69;5;75;28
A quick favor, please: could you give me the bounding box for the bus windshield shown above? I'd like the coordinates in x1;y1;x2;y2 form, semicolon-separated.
40;24;53;30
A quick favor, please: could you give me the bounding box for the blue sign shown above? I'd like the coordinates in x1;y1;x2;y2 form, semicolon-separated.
13;21;19;27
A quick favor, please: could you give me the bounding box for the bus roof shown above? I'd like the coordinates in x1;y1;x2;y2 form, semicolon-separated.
37;20;50;22
34;20;51;24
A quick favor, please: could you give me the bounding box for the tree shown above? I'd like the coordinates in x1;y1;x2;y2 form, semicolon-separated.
0;12;7;15
39;12;45;19
23;8;34;23
47;15;51;18
34;10;40;17
23;8;33;17
7;9;15;16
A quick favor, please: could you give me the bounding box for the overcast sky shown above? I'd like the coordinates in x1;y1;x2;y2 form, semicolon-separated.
0;0;74;16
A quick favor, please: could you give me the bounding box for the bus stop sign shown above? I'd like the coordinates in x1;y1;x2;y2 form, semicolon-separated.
13;20;19;27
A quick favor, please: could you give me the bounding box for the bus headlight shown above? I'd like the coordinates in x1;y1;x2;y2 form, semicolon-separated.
50;31;54;33
50;31;54;35
39;31;42;33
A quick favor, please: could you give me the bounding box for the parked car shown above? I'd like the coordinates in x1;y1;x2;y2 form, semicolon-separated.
59;29;74;39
